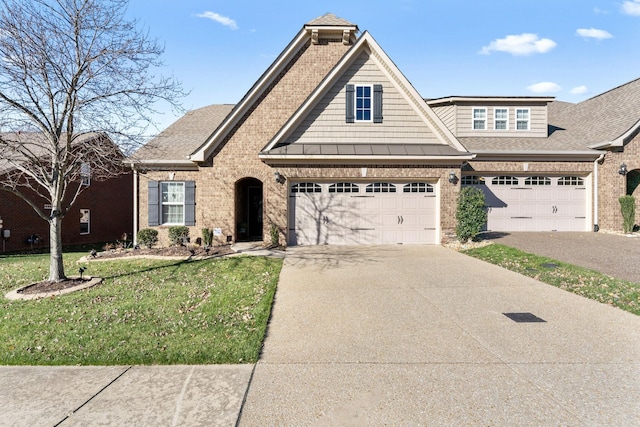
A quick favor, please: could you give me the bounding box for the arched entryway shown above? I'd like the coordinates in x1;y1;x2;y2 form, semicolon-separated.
235;178;263;242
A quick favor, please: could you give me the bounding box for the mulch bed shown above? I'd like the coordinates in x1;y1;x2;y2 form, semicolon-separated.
18;278;89;295
90;244;234;260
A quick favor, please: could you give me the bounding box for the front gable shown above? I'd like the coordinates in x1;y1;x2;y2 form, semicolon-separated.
260;32;471;163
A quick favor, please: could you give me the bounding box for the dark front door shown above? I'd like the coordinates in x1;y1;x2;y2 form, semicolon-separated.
247;185;263;240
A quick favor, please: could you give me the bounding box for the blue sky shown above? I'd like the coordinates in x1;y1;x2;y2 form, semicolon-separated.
126;0;640;131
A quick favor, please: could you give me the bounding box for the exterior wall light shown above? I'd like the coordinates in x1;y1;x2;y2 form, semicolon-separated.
274;171;285;184
448;171;457;183
619;163;628;175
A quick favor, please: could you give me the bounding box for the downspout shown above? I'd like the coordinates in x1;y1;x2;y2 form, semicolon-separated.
132;166;138;245
593;153;605;232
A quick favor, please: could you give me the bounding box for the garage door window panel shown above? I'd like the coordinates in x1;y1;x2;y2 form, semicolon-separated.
492;176;519;186
366;183;397;193
461;176;485;185
291;183;322;193
329;183;359;193
525;176;551;186
403;183;434;193
558;176;584;186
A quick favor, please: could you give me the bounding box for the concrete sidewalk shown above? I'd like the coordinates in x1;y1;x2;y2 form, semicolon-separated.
238;245;640;426
0;365;252;426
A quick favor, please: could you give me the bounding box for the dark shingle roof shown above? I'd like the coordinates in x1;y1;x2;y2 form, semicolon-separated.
305;13;356;27
131;104;235;162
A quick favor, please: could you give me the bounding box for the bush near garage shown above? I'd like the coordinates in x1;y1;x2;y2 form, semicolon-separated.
619;195;636;234
455;186;487;243
168;226;190;246
137;228;158;248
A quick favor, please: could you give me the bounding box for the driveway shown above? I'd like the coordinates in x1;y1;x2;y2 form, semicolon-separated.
484;231;640;284
238;245;640;426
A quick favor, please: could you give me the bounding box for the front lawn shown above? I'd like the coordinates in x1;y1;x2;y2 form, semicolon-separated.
0;252;282;365
463;244;639;316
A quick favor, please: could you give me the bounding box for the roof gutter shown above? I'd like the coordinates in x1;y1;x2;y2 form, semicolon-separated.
471;150;602;161
126;159;198;171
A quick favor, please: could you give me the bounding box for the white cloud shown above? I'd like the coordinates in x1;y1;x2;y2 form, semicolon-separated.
593;7;609;14
480;33;557;56
622;1;640;15
576;28;613;39
570;85;588;95
196;11;238;30
527;82;562;93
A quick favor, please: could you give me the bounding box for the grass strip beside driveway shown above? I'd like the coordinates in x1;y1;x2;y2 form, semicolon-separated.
0;253;282;365
463;244;639;316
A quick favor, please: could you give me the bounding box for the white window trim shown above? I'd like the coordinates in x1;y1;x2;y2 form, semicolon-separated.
494;108;509;130
516;108;530;131
80;209;90;235
80;163;91;186
354;84;373;122
472;107;487;130
161;182;186;225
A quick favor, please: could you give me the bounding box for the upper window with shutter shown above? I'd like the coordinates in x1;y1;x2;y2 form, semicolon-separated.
346;84;382;123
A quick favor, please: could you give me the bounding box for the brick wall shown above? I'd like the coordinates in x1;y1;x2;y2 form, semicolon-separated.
598;131;640;231
0;172;132;252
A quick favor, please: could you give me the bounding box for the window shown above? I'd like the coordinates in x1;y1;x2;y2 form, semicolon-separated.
473;108;487;130
558;176;585;186
161;182;185;224
461;176;485;185
356;85;372;121
403;183;434;193
524;176;551;186
291;183;321;193
147;181;195;227
345;84;383;123
492;176;519;186
80;209;90;235
80;163;90;186
366;183;396;193
494;108;508;130
329;183;359;193
516;108;530;130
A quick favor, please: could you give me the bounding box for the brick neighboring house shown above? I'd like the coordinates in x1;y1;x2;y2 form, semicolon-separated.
128;14;640;247
0;133;133;252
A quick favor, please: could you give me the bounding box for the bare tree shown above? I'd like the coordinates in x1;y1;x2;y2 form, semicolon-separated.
0;0;184;281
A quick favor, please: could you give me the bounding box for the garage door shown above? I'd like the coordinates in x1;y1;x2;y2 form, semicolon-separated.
288;181;438;245
463;175;588;232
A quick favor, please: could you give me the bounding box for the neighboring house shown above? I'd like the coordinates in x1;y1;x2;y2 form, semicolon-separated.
128;14;640;247
0;133;133;252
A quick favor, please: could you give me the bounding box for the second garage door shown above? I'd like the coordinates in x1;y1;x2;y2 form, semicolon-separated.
289;181;438;245
463;175;588;232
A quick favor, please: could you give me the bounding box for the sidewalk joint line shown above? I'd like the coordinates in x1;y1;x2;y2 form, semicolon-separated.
53;366;132;426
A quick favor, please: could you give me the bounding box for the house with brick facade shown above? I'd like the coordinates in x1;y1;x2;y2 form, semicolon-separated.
128;14;640;247
0;133;133;252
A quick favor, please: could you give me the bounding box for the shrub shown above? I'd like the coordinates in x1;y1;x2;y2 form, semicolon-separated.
201;228;213;247
455;187;488;243
619;195;636;234
137;228;158;249
270;223;279;247
168;226;189;246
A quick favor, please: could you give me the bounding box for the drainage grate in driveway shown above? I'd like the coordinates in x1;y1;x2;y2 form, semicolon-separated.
503;312;546;323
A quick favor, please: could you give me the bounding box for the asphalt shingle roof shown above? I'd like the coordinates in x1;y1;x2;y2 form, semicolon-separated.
305;13;356;27
130;104;234;162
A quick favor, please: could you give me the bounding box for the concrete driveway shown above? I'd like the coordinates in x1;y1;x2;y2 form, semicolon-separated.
238;245;640;426
485;231;640;284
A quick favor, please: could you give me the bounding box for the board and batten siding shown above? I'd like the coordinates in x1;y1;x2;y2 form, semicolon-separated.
282;51;443;146
455;103;548;138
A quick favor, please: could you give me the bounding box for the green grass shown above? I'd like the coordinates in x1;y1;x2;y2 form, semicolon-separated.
463;244;640;316
0;252;282;365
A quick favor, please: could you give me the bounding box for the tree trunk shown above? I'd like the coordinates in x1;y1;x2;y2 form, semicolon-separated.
48;216;66;282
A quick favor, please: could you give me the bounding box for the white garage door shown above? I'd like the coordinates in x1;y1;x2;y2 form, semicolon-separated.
463;175;588;232
289;181;438;245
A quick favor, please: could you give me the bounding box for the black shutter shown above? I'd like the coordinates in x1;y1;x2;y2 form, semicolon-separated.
373;84;383;123
184;181;196;226
345;84;355;123
148;181;159;226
